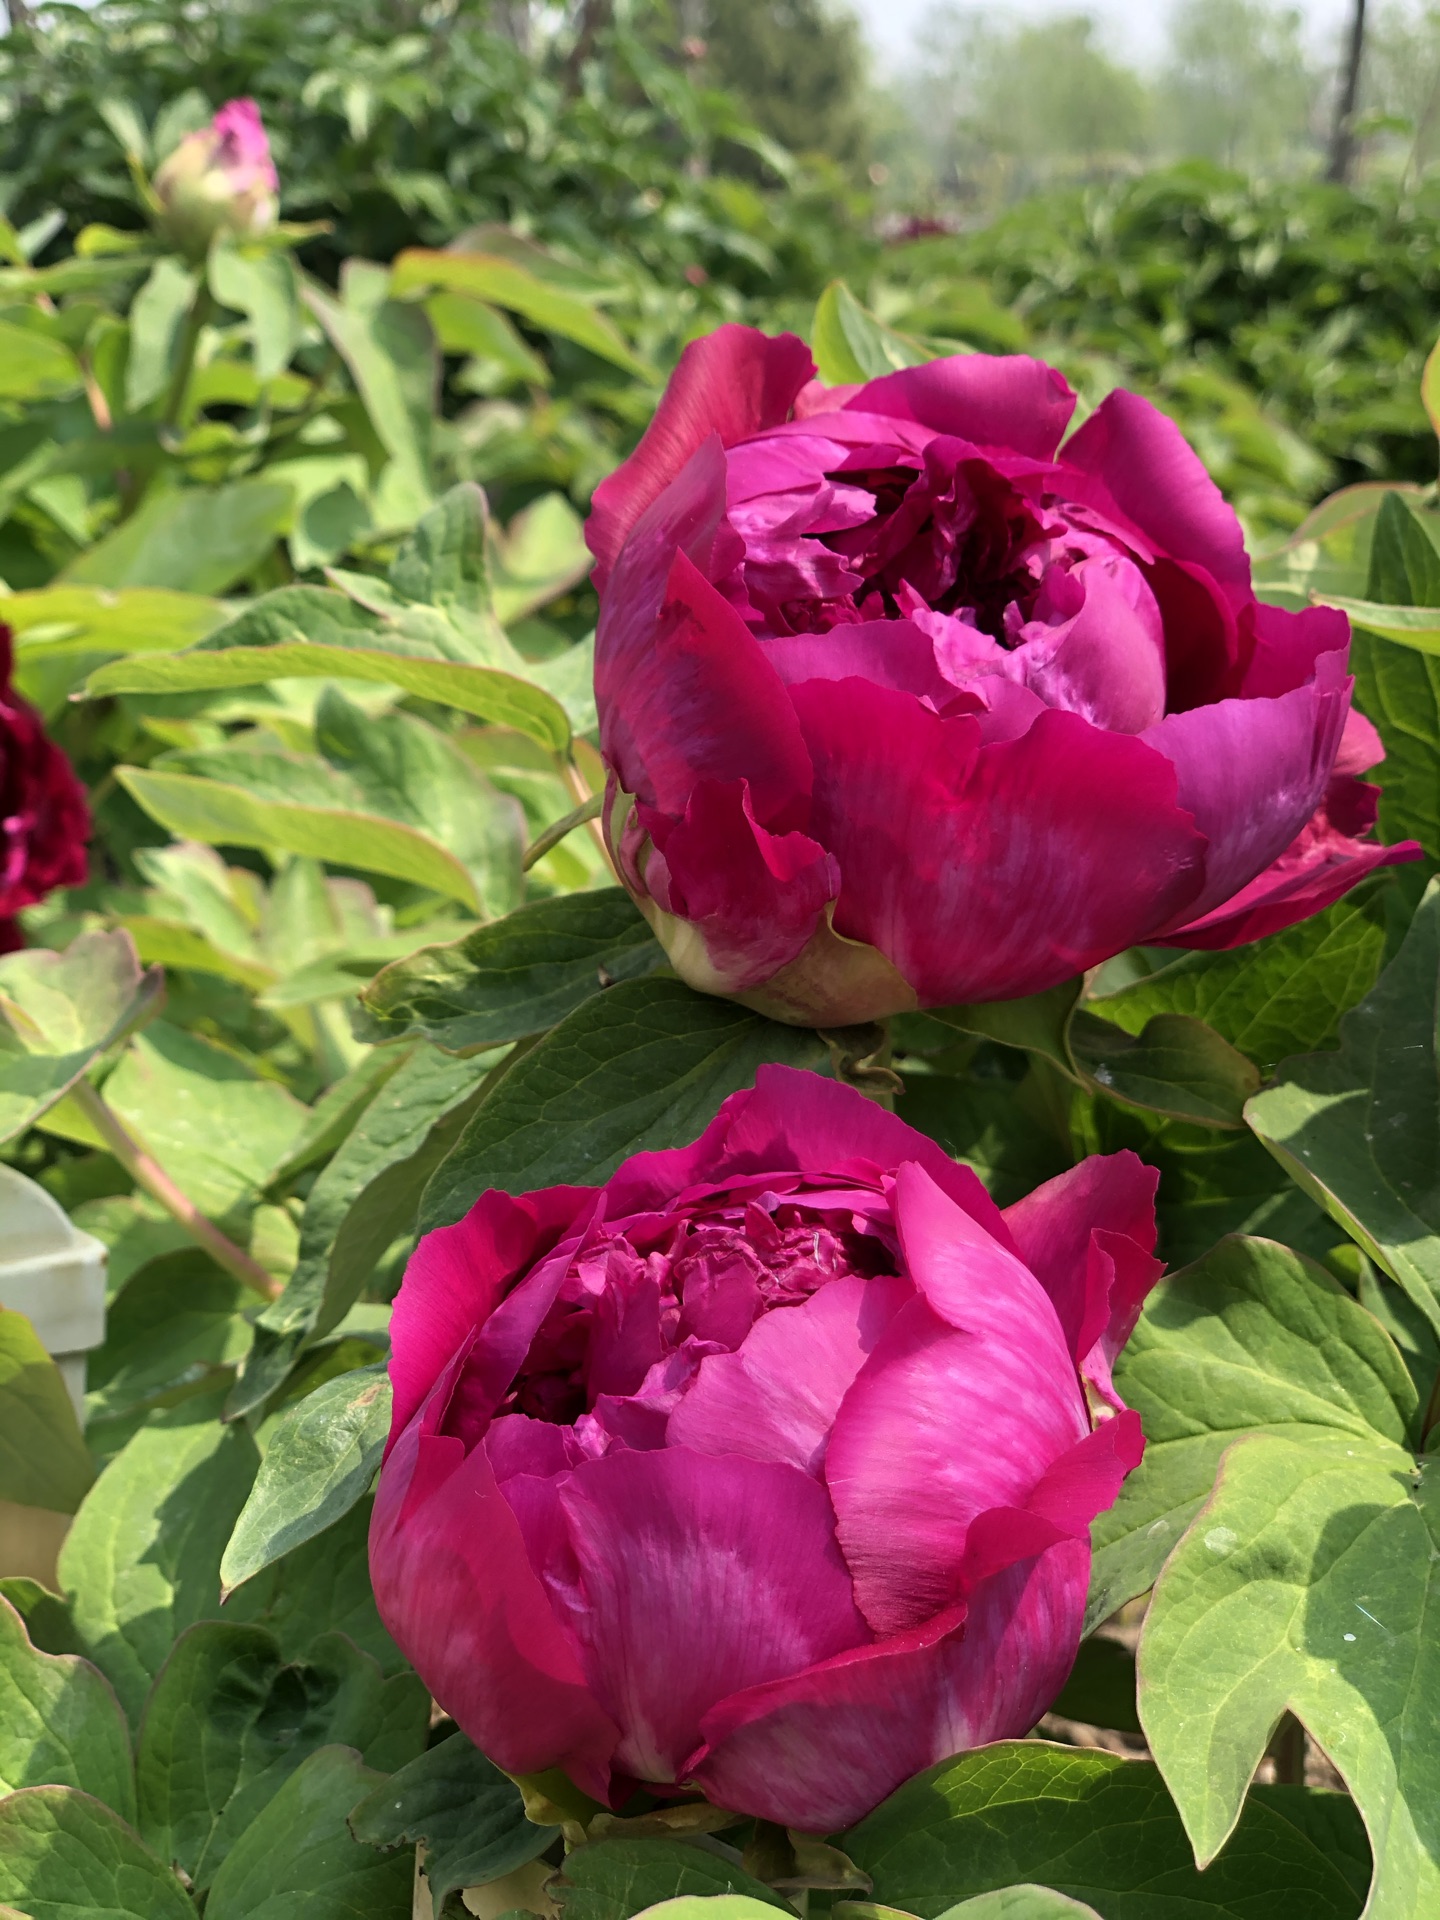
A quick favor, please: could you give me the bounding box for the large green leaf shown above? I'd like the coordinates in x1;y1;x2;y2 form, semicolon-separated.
555;1839;787;1920
62;479;294;594
5;584;223;660
209;242;302;381
221;1365;391;1592
392;249;654;379
1089;1234;1416;1631
420;978;829;1232
1086;885;1391;1077
0;1594;133;1814
0;1786;194;1920
58;1396;259;1725
0;929;164;1144
135;1622;426;1893
1246;877;1440;1336
233;1043;496;1418
236;1496;400;1676
117;765;484;911
1139;1433;1433;1919
842;1744;1368;1918
85;1251;252;1422
356;889;662;1052
203;1744;414;1920
811;280;932;383
125;257;198;410
0;318;82;400
0;1310;94;1516
306;265;435;525
348;1731;554;1918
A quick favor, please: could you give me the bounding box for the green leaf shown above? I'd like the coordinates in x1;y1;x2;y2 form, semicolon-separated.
420;978;829;1232
1086;886;1391;1077
841;1743;1368;1919
356;890;661;1053
0;1786;194;1920
895;1074;1070;1209
1088;1234;1417;1632
555;1839;788;1920
1365;490;1440;611
98;1022;309;1223
1325;597;1440;654
118;764;484;911
85;1251;252;1421
125;258;198;411
62;479;294;595
812;280;932;383
633;1903;794;1920
348;1731;554;1917
1139;1432;1434;1918
393;249;654;380
234;1044;495;1417
933;1896;1102;1920
0;1578;79;1656
0;930;164;1144
490;492;592;624
1050;1636;1139;1735
1350;629;1440;862
136;1623;425;1893
0;318;82;400
1068;1012;1260;1128
239;1497;401;1676
221;1365;391;1592
210;243;301;381
1246;877;1440;1336
922;982;1081;1078
0;1310;94;1515
0;1594;133;1814
388;480;495;621
306;267;435;525
204;1744;414;1920
59;1396;259;1725
5;585;223;661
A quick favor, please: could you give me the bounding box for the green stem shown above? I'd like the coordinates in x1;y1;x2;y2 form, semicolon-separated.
159;281;216;439
69;1079;280;1301
558;754;616;876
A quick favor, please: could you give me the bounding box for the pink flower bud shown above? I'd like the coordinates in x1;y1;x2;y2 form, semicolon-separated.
152;98;279;258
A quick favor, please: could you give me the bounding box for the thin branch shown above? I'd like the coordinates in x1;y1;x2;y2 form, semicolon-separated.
70;1079;282;1301
523;791;603;871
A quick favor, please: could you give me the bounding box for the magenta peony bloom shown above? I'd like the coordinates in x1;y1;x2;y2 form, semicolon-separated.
587;327;1420;1025
153;98;279;258
1;624;90;952
369;1068;1161;1832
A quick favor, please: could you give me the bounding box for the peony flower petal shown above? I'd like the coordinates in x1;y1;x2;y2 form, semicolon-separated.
641;779;839;993
587;326;815;589
369;1394;620;1801
1061;388;1251;604
1013;553;1167;733
845;355;1077;461
598;536;814;832
824;1165;1088;1635
386;1186;593;1449
551;1447;867;1783
763;619;962;704
792;680;1208;1004
688;1542;1088;1831
667;1273;913;1474
1158;772;1423;951
1002;1152;1161;1383
1241;601;1351;700
1143;655;1353;928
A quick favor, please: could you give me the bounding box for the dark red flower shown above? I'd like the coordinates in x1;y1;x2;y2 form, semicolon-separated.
1;623;90;947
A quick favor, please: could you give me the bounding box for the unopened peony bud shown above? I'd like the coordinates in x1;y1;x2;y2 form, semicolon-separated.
152;99;279;259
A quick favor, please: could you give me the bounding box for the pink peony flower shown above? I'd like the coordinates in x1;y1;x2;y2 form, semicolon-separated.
0;624;89;952
369;1067;1161;1832
587;327;1420;1024
153;98;279;257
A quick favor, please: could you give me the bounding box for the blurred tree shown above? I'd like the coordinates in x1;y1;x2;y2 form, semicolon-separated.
1161;0;1320;170
696;0;871;172
1326;0;1370;181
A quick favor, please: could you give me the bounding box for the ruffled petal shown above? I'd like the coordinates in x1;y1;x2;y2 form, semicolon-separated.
667;1274;913;1473
763;620;961;705
791;680;1208;1004
370;1384;620;1800
587;326;815;589
1060;388;1251;605
688;1543;1087;1831
1144;655;1353;928
641;779;839;994
1158;773;1423;951
599;533;814;832
824;1165;1088;1635
1241;601;1351;699
550;1447;867;1782
845;354;1076;461
386;1186;593;1449
1002;1152;1161;1390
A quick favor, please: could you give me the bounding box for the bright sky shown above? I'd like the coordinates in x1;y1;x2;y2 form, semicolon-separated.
852;0;1360;68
